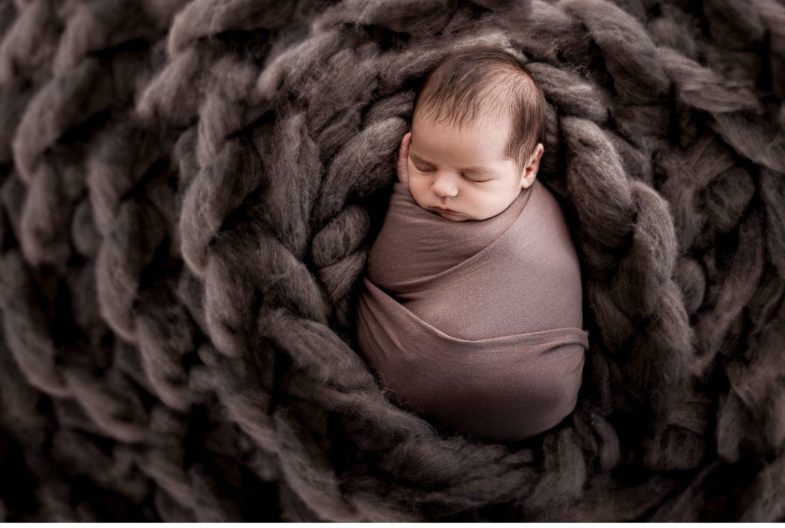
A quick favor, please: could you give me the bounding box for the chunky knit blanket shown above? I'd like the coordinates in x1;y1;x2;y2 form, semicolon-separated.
0;0;784;522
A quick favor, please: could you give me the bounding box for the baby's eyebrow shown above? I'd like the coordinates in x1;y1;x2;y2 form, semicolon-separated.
410;150;490;173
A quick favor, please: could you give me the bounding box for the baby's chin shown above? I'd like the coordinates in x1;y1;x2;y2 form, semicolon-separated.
434;210;472;221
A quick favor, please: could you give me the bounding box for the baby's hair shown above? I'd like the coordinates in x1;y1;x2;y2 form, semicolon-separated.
412;45;546;170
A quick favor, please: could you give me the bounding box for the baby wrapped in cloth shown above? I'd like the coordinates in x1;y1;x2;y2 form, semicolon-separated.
355;179;590;442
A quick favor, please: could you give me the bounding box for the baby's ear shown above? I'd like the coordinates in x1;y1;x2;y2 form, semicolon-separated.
396;132;411;186
521;145;544;189
531;143;544;162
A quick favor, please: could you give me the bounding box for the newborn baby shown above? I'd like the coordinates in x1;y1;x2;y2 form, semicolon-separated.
354;45;590;442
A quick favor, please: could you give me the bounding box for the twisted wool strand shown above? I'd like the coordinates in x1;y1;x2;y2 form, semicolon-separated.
0;0;784;521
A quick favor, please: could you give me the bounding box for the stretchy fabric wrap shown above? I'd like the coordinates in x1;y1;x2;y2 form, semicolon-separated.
355;179;590;442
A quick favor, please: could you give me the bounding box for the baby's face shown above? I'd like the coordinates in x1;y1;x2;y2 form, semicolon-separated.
407;111;537;221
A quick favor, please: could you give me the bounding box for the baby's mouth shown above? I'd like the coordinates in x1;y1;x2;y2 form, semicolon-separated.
432;206;462;218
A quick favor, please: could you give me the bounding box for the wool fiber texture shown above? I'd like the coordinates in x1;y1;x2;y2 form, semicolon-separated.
0;0;784;522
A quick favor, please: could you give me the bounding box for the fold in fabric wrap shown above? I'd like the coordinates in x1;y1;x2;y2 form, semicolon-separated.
355;179;590;442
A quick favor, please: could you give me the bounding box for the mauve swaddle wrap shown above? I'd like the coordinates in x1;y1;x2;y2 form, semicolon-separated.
355;179;590;441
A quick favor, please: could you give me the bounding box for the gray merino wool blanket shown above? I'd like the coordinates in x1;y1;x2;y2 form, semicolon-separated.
0;0;784;522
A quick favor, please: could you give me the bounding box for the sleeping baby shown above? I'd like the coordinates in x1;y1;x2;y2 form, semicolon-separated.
354;45;590;443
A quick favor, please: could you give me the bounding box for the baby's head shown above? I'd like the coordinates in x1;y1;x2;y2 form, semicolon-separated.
407;45;546;221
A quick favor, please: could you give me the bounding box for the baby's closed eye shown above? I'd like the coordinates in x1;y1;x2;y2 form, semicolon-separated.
414;167;492;183
414;163;493;183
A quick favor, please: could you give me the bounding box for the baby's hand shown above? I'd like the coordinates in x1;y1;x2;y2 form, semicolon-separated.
397;131;411;186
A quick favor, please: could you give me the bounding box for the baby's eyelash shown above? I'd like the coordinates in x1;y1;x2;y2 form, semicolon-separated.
414;166;489;182
461;173;489;182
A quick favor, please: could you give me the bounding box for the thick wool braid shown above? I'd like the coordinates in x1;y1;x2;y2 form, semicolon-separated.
0;0;784;522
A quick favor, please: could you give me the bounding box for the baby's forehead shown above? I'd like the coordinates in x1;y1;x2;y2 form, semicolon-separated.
411;117;512;165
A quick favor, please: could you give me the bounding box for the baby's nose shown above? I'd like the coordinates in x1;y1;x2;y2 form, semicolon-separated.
432;174;459;197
